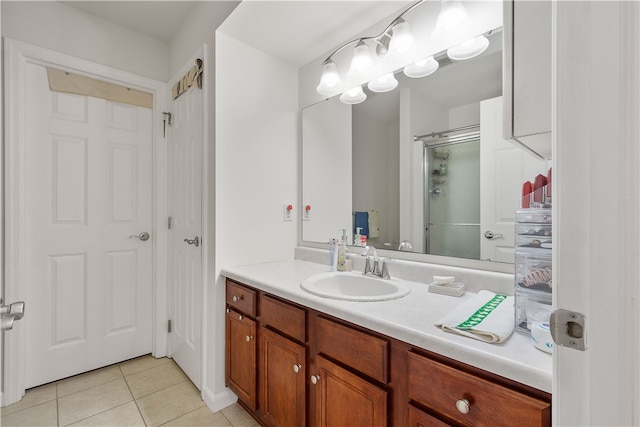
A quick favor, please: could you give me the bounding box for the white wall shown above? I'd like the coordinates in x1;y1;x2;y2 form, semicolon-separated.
302;97;352;243
1;1;169;82
213;30;298;403
352;112;397;247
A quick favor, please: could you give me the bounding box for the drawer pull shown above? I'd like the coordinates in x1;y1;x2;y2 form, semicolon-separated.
310;375;320;385
245;335;253;342
232;295;244;303
293;364;302;374
456;399;470;415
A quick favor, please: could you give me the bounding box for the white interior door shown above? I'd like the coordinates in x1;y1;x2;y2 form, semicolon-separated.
168;85;203;389
23;63;153;388
480;96;546;263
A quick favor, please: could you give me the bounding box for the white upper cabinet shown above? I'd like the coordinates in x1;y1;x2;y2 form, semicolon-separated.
503;0;552;160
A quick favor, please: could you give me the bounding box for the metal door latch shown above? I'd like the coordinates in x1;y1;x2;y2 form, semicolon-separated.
550;309;586;351
1;301;25;331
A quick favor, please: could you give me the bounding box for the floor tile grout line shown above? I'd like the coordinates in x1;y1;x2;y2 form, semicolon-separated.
58;400;136;427
120;364;148;427
120;356;173;379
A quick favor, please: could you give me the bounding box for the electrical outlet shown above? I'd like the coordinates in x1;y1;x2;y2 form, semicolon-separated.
283;203;294;222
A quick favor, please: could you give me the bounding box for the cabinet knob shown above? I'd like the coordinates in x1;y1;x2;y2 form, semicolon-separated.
245;335;253;342
456;399;471;414
310;375;320;385
232;295;243;302
293;364;302;374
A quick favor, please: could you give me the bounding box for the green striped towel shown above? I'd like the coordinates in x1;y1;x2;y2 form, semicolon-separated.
435;290;515;343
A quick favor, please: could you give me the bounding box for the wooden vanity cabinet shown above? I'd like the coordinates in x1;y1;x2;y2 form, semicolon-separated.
258;295;307;427
224;278;551;427
225;307;257;410
407;351;551;427
310;316;389;427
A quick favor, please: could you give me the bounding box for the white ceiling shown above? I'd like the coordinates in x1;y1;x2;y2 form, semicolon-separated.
60;1;413;67
217;1;413;67
61;1;202;43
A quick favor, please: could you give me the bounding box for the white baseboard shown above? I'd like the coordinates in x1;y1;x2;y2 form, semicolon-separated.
202;385;238;413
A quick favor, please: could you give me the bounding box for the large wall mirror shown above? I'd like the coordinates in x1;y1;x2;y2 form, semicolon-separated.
301;3;547;268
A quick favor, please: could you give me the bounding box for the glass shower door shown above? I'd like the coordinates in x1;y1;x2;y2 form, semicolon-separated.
424;135;480;259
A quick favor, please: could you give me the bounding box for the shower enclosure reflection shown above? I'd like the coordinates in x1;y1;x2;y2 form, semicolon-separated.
422;128;480;259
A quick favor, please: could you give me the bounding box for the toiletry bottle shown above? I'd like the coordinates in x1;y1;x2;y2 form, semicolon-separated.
354;227;362;246
329;238;338;271
337;228;348;271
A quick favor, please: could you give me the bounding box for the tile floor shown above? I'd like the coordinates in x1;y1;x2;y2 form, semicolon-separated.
1;355;260;427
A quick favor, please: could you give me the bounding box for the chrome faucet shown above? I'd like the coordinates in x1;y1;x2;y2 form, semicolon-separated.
361;245;391;279
398;240;414;251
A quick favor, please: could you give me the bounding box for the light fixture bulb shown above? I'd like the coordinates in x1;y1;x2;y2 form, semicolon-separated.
316;59;343;96
348;40;374;77
367;73;398;93
339;86;367;104
403;56;439;78
388;19;414;55
447;35;489;61
433;0;470;40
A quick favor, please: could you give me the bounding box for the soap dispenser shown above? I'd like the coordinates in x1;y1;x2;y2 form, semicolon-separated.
354;227;362;246
337;228;348;271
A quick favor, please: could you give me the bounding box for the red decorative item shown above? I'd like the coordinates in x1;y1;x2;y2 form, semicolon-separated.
522;181;533;208
533;174;547;203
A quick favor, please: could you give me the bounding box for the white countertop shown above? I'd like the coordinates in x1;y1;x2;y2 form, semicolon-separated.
222;259;552;393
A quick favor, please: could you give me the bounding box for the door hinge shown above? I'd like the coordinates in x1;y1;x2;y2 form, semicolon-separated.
168;319;172;333
168;216;172;230
162;112;172;138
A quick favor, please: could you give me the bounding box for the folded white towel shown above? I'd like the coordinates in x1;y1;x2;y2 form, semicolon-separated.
435;290;514;343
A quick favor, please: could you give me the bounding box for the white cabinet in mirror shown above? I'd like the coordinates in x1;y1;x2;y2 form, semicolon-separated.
301;26;548;271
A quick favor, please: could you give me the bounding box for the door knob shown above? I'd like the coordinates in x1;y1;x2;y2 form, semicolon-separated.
484;230;504;239
184;236;200;247
129;232;150;241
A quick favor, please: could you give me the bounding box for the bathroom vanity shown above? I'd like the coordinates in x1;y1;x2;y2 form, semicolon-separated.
223;257;551;426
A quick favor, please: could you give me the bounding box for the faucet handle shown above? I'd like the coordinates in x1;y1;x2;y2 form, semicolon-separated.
363;256;373;276
380;259;391;279
372;258;383;277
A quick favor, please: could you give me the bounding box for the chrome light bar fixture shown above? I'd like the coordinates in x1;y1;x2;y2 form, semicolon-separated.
316;0;491;104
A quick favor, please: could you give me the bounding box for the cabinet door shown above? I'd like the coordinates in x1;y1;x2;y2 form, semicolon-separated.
312;355;387;427
225;309;257;409
259;327;306;427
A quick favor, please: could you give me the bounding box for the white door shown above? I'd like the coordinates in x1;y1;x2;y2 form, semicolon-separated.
23;63;153;387
479;96;546;263
554;2;640;425
168;85;203;389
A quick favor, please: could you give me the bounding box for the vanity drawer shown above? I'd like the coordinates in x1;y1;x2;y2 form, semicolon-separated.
315;316;388;383
226;279;257;317
408;405;451;427
408;352;550;427
260;294;306;342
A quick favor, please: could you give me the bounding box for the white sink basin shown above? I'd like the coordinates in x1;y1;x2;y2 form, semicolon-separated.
300;272;411;302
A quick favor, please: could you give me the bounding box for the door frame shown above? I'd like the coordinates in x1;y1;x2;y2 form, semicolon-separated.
2;38;169;406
